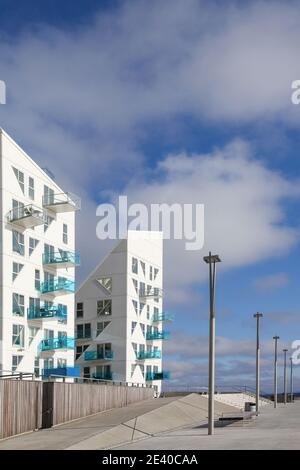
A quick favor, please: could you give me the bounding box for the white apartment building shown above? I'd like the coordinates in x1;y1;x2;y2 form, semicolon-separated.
0;129;80;378
75;230;172;394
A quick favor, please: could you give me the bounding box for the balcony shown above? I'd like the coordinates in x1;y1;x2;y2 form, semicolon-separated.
43;251;80;268
137;350;161;360
39;337;75;352
92;372;113;381
43;192;81;213
42;366;80;378
84;350;114;361
40;278;75;295
7;204;45;228
146;331;170;341
145;371;170;381
28;304;67;321
152;312;174;323
139;287;163;300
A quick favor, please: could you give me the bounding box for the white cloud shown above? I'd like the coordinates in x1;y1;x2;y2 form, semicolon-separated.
253;272;290;293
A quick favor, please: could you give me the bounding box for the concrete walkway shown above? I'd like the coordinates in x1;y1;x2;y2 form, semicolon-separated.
0;397;176;450
116;401;300;450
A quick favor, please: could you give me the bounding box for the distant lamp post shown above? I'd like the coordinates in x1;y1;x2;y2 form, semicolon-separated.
283;349;288;405
273;336;280;408
290;357;294;403
203;251;221;436
254;313;263;413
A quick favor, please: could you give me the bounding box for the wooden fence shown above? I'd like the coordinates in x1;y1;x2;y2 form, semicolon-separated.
0;379;154;439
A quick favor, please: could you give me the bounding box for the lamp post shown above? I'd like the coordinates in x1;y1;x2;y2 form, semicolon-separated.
283;349;288;405
290;357;293;403
254;313;263;413
273;336;279;408
203;252;221;436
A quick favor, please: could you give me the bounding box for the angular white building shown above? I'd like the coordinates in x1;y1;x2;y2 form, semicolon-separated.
0;129;80;378
75;230;171;394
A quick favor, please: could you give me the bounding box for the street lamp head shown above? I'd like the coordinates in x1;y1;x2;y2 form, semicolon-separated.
203;253;221;264
254;312;263;318
273;336;280;340
283;349;288;353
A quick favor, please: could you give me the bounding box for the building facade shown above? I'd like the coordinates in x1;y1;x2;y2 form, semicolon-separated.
0;129;80;378
75;230;171;394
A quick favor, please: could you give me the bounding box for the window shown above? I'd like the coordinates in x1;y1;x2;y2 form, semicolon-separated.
132;343;138;357
12;293;25;316
34;357;40;377
140;364;144;377
76;302;84;318
132;257;138;274
132;300;138;315
97;299;112;316
83;367;90;378
63;224;68;244
44;358;54;369
29;326;39;345
12;324;25;347
139;302;145;316
44;243;54;261
140;261;145;276
44;215;54;232
77;323;91;339
76;344;89;360
12;199;24;219
12;262;23;281
139;344;145;354
140;323;145;337
97;277;112;294
131;321;137;335
44;185;54;205
35;270;40;290
140;282;146;296
132;278;138;294
12;230;24;256
57;358;67;368
154;268;159;280
29;237;39;256
13;167;24;193
12;355;23;372
150;266;153;281
147;305;150;320
131;364;136;377
96;321;110;336
28;176;34;200
44;329;54;340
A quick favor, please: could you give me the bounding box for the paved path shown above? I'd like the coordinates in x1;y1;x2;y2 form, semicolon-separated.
116;401;300;450
0;397;176;450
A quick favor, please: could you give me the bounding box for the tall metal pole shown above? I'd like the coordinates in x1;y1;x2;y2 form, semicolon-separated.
290;357;293;403
273;336;279;408
283;349;288;405
204;252;221;436
254;313;263;413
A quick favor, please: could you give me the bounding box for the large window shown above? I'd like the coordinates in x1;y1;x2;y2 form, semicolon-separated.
96;321;110;336
131;321;137;335
35;270;41;291
29;326;39;345
44;214;54;233
97;299;112;317
97;277;112;294
12;230;24;256
76;302;84;318
76;344;89;360
132;257;138;274
12;293;25;316
28;176;35;200
77;323;91;339
44;358;54;369
12;199;24;219
57;358;67;368
29;237;39;256
12;324;25;347
34;357;40;377
13;167;24;193
12;355;23;372
12;262;23;281
44;185;54;205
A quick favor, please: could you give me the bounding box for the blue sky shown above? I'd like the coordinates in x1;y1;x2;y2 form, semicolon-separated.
1;0;300;392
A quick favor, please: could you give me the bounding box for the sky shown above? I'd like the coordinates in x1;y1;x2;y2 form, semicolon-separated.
1;0;300;392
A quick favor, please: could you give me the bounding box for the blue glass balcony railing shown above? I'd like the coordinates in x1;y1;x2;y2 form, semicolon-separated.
137;350;162;360
146;331;170;340
84;350;114;361
152;312;174;323
39;337;75;351
43;251;80;267
76;332;92;340
42;366;80;378
40;278;75;295
27;304;67;321
92;372;113;381
145;371;170;381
